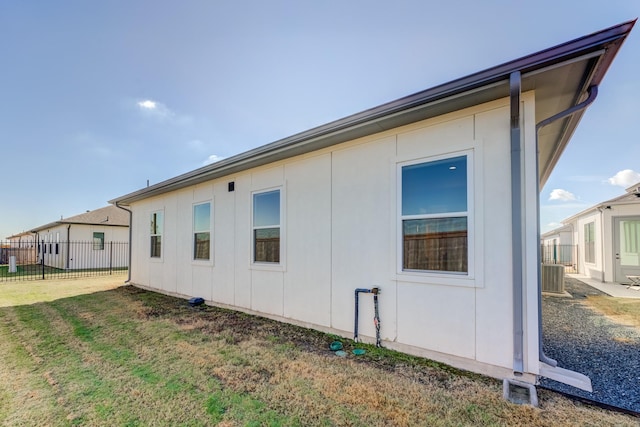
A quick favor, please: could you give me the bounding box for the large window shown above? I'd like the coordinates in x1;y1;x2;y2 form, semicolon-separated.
401;155;469;273
150;211;163;258
193;202;211;261
93;232;105;250
584;222;595;264
253;190;280;263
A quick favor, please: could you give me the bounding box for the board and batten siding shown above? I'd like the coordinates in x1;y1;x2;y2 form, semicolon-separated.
128;93;540;378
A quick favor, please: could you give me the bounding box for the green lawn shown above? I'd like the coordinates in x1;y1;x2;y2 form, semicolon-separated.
0;278;637;426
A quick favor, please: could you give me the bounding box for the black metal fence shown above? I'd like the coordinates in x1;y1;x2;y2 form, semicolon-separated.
541;244;578;273
0;240;128;282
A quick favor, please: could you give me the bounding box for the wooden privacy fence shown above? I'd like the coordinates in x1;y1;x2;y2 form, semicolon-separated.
0;240;128;282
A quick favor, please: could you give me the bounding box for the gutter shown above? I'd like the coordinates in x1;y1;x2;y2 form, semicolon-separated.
114;202;133;283
535;86;598;391
510;71;525;375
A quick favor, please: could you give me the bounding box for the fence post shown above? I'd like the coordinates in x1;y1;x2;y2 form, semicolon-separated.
109;241;113;275
41;239;45;280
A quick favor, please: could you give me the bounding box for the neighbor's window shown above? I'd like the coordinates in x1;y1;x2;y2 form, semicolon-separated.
584;222;595;263
150;211;163;258
93;232;105;250
193;202;211;261
401;155;469;273
253;190;280;263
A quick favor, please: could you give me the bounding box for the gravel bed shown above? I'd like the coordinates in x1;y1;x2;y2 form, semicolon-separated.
540;277;640;413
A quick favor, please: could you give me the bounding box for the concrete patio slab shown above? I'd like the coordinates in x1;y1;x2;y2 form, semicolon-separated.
567;274;640;299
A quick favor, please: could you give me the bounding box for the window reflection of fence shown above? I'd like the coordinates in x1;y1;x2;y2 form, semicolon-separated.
254;236;280;263
403;231;468;272
541;244;577;273
194;233;210;260
0;240;128;282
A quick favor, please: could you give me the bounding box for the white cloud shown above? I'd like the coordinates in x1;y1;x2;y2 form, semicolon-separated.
607;169;640;188
136;98;174;119
548;189;577;202
203;154;224;166
137;100;157;110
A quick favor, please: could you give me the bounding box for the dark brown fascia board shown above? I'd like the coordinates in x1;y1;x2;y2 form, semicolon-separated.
110;19;635;206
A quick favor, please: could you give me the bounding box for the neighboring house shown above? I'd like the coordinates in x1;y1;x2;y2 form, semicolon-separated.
110;22;634;394
3;231;37;264
22;205;130;270
541;224;576;271
556;182;640;284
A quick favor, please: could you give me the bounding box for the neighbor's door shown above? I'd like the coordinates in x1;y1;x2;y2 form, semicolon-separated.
614;217;640;284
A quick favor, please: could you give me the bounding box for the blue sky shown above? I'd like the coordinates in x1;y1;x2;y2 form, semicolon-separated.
1;1;639;238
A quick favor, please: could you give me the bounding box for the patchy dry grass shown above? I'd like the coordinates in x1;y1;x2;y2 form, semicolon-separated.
0;279;638;426
584;295;640;329
0;274;125;307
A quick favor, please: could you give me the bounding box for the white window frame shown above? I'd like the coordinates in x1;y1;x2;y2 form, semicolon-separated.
93;232;105;251
251;187;284;270
150;210;164;260
396;150;474;282
192;201;213;263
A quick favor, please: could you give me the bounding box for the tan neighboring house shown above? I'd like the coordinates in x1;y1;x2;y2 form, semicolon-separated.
3;231;37;264
12;205;130;270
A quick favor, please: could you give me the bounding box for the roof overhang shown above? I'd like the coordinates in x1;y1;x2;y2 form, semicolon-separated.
110;20;635;206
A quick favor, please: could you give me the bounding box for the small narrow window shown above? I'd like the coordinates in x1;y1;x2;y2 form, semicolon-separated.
193;202;211;260
150;211;163;258
93;232;105;250
253;190;280;263
584;222;595;263
401;155;469;273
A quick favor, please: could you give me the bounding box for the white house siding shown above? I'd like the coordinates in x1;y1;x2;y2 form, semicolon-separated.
567;202;640;283
34;224;128;270
285;155;332;326
573;212;602;281
128;93;541;379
